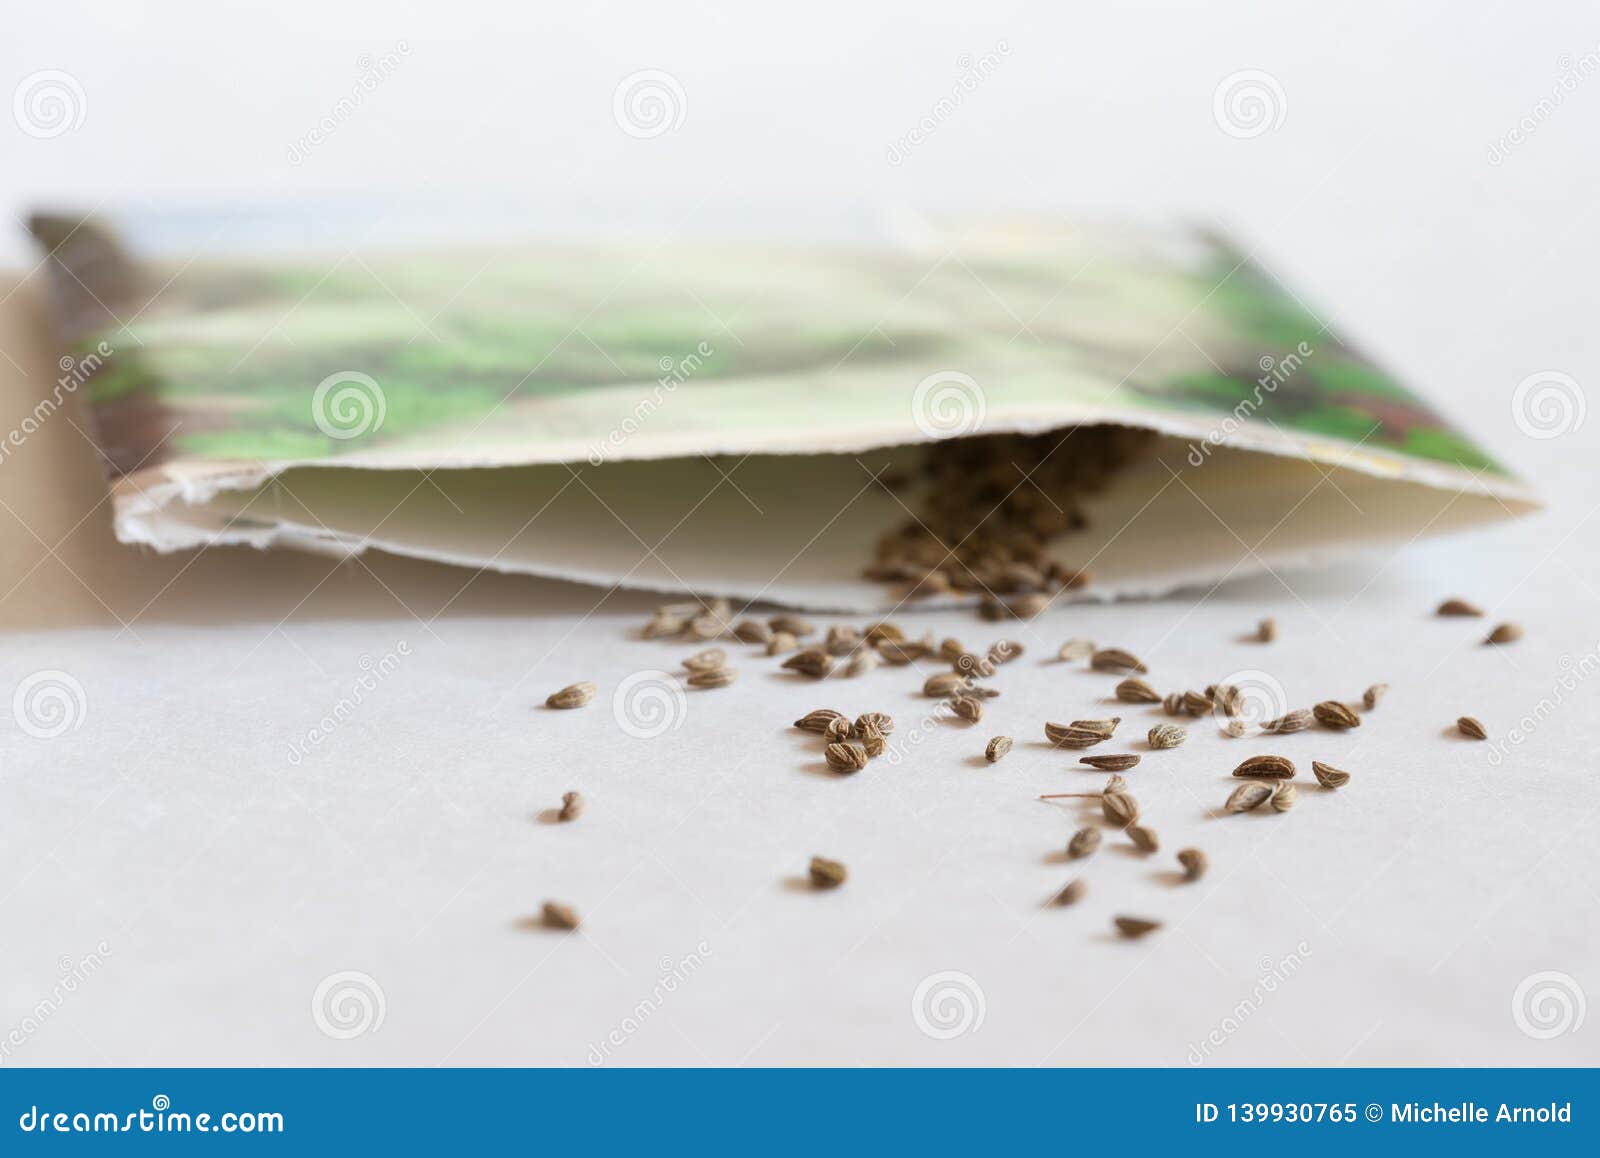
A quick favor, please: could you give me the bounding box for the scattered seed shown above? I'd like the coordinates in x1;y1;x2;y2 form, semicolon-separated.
1101;790;1140;827
1176;848;1207;881
1057;638;1095;661
1437;598;1483;617
1114;915;1160;939
854;712;895;736
1256;617;1277;643
1045;722;1111;749
546;681;597;709
1363;683;1389;710
1054;878;1087;906
1271;783;1298;812
949;695;984;723
824;625;860;656
687;613;727;640
1224;782;1273;813
782;648;834;679
965;684;1001;699
1313;700;1361;730
1262;708;1313;734
766;631;798;656
1223;719;1248;738
809;856;847;889
769;614;815;637
794;708;846;734
923;672;970;698
876;639;930;664
864;622;906;645
938;638;966;663
1073;717;1121;737
825;742;869;773
1311;760;1351;789
845;649;881;677
1148;723;1187;749
1115;677;1162;704
1080;753;1140;771
824;716;852;742
953;651;997;679
1485;622;1523;645
1233;754;1296;780
1162;692;1185;715
988;640;1025;665
860;725;887;758
733;618;773;644
1457;716;1488;740
1182;690;1212;717
1127;824;1159;853
642;613;686;639
557;791;584;822
542;901;580;930
687;666;737;689
985;736;1013;763
1067;827;1102;859
1091;647;1147;674
1104;773;1128;794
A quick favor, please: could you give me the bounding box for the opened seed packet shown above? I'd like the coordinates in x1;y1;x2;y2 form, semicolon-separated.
28;208;1535;611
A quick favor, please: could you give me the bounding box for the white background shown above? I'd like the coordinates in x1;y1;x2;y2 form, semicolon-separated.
0;2;1596;1065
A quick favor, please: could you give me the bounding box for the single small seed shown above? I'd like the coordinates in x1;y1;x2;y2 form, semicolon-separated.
1127;824;1159;853
1485;622;1523;645
938;637;966;662
733;618;773;645
1114;915;1161;939
642;613;686;639
1176;848;1208;881
860;725;887;758
1101;790;1140;827
1233;754;1296;780
863;622;906;645
687;613;727;640
1437;597;1484;617
1091;647;1147;673
953;651;997;679
1271;783;1298;812
768;614;815;636
825;742;869;773
782;648;835;679
1008;593;1051;619
766;631;798;656
855;712;895;736
557;791;584;822
1457;716;1488;740
988;640;1024;664
1045;722;1107;749
1104;773;1128;794
1067;827;1101;859
687;666;737;689
825;625;861;656
1311;760;1351;789
809;856;847;889
1072;717;1122;737
948;695;984;723
824;716;852;742
542;901;580;930
1223;719;1248;738
1256;617;1277;643
1182;689;1212;717
1080;753;1140;771
1225;782;1273;813
1313;700;1361;730
876;639;929;664
1162;692;1185;715
1216;685;1242;716
1055;878;1087;906
1363;683;1389;710
985;736;1013;763
1115;677;1162;704
546;681;596;709
965;684;1001;699
923;672;969;698
1148;723;1187;749
845;649;881;678
1057;638;1095;661
1262;708;1313;734
794;708;845;734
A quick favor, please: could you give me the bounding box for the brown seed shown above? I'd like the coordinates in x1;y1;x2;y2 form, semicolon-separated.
1233;754;1296;780
965;684;1001;699
1313;700;1361;730
687;613;727;640
1008;593;1051;619
687;666;737;689
809;856;847;889
1224;782;1273;813
1223;719;1248;738
1114;915;1160;939
938;638;966;663
1104;773;1128;794
794;708;846;733
1057;638;1095;662
1216;684;1243;716
1067;827;1101;859
985;736;1013;763
860;725;887;758
1182;690;1212;717
1148;723;1187;749
953;651;997;679
1271;783;1298;812
824;716;852;742
1115;677;1162;704
824;625;861;656
1072;717;1122;737
1045;722;1106;749
1176;848;1208;881
1091;647;1147;673
1311;760;1351;789
1127;824;1159;853
1162;692;1185;715
768;614;815;637
988;640;1024;665
1256;617;1277;643
732;618;773;644
863;622;906;645
1485;622;1523;645
824;742;869;773
844;650;881;678
1437;598;1483;617
1101;790;1139;827
923;672;969;698
948;695;984;723
1080;753;1140;771
542;901;580;930
876;639;930;664
766;631;798;656
642;613;686;639
557;791;584;822
1362;683;1389;710
1262;708;1313;734
546;681;597;709
1054;878;1087;906
782;648;834;679
854;712;895;736
1457;716;1488;740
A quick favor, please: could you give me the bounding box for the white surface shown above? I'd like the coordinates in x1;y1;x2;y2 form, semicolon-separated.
1;2;1598;1066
